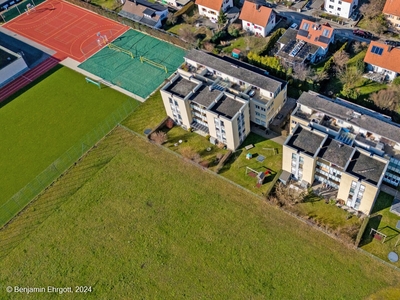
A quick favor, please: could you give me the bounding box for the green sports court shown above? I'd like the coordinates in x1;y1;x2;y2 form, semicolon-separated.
79;30;187;99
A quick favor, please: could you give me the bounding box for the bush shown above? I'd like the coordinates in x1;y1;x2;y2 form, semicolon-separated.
393;76;400;86
258;28;285;56
211;30;227;44
180;146;201;162
205;134;211;140
150;131;168;145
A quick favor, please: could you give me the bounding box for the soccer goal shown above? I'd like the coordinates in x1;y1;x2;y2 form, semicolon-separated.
25;3;36;14
140;56;167;73
108;43;134;59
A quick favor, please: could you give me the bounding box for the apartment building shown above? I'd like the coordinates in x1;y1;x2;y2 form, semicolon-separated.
282;91;400;214
324;0;358;19
383;0;400;30
160;49;287;150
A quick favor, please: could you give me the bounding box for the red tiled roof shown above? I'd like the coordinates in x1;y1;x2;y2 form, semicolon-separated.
364;41;400;73
341;0;354;3
296;20;334;49
239;1;273;27
195;0;224;11
383;0;400;16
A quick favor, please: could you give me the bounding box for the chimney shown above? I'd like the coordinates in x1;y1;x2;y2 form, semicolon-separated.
388;46;393;52
256;4;260;10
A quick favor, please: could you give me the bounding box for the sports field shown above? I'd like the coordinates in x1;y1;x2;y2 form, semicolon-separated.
0;126;399;299
3;0;128;62
0;67;139;207
79;29;186;99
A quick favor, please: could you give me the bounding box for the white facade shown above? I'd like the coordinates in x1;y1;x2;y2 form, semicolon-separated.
366;64;398;81
197;0;233;22
324;0;358;18
0;47;28;88
241;13;275;37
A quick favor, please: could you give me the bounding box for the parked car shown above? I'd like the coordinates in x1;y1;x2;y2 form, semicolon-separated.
385;40;400;47
290;23;298;30
352;29;373;39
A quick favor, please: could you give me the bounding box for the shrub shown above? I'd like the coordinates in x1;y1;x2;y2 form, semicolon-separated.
205;134;211;140
393;76;400;86
180;146;201;162
211;30;227;44
165;118;174;129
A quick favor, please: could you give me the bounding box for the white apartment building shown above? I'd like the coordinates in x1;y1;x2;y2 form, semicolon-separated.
324;0;358;19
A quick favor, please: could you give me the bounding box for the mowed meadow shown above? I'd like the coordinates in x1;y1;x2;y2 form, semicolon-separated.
0;127;399;299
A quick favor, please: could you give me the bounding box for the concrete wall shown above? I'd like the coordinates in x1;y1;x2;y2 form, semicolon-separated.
0;56;28;87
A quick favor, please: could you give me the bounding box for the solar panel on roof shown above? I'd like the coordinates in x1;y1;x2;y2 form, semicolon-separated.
371;45;384;55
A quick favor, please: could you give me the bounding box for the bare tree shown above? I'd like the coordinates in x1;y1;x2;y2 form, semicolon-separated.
333;50;350;73
359;0;385;20
268;183;306;207
179;27;196;44
352;41;363;53
370;88;400;111
292;64;313;81
180;147;202;163
312;70;329;82
166;12;177;26
202;41;215;52
339;67;360;87
150;131;168;145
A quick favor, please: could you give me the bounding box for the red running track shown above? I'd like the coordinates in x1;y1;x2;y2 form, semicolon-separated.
0;57;59;102
3;0;129;62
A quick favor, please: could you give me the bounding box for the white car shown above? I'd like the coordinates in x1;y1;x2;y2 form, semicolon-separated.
290;23;298;29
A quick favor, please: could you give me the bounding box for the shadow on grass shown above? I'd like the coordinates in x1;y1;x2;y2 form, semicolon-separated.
238;133;266;149
371;192;394;215
304;192;322;204
359;214;383;247
0;64;62;110
218;149;243;174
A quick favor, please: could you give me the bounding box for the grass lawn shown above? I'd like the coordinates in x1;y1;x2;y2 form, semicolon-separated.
0;127;399;298
122;91;166;134
360;192;400;267
223;36;268;55
163;126;228;170
219;133;282;195
0;67;139;206
89;0;122;10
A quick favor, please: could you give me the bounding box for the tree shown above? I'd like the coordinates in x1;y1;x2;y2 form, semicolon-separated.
312;70;329;83
217;9;227;29
370;88;400;111
368;15;388;35
292;64;313;81
268;183;306;207
150;131;168;145
359;0;385;20
166;12;177;26
332;50;350;73
179;27;196;44
352;41;364;54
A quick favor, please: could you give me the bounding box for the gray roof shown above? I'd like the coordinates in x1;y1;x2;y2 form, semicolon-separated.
318;138;354;168
298;92;400;143
128;0;166;11
143;8;155;16
190;85;221;108
286;126;325;156
185;49;282;93
346;151;387;185
210;95;244;119
166;76;197;98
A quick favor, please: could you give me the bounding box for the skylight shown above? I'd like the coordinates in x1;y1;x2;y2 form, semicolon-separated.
371;45;384;55
322;29;330;37
302;23;309;30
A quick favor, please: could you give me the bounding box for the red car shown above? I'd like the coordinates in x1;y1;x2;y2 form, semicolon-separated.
353;29;373;39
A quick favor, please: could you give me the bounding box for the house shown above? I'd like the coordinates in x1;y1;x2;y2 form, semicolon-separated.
364;41;400;81
195;0;233;23
164;0;191;9
324;0;358;19
119;0;168;28
276;20;334;65
383;0;400;31
239;1;276;37
160;49;287;150
283;91;400;215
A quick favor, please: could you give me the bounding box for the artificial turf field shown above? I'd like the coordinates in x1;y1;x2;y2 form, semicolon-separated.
0;126;399;299
0;66;139;207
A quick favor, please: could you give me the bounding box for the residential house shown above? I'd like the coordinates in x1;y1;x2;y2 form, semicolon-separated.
276;20;334;65
195;0;233;23
163;0;191;9
239;1;276;37
383;0;400;30
364;41;400;81
160;49;287;150
283;91;400;215
324;0;358;19
119;0;168;28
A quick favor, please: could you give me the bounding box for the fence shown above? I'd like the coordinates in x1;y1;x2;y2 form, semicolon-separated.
0;99;139;228
0;0;46;22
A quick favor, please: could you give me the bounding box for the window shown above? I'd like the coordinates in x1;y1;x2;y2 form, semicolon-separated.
371;45;384;55
169;98;173;103
338;0;342;4
329;5;334;9
220;120;225;127
174;100;178;106
178;114;182;120
337;7;341;11
255;118;261;124
247;22;250;27
292;153;297;159
256;112;261;116
261;114;266;119
255;105;260;109
302;23;309;30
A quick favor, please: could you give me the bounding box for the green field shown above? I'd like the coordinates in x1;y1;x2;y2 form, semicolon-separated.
0;126;399;299
0;67;139;206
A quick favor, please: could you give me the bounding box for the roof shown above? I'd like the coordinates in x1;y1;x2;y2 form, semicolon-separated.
184;49;283;93
339;0;354;3
190;85;222;107
195;0;223;11
286;125;325;156
297;91;400;143
210;95;245;119
120;0;166;26
165;76;198;98
297;20;334;49
317;138;354;168
127;0;167;11
364;41;400;74
239;1;273;27
383;0;400;16
346;151;387;185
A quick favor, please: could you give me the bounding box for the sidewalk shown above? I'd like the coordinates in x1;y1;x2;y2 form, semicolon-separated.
250;124;287;145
